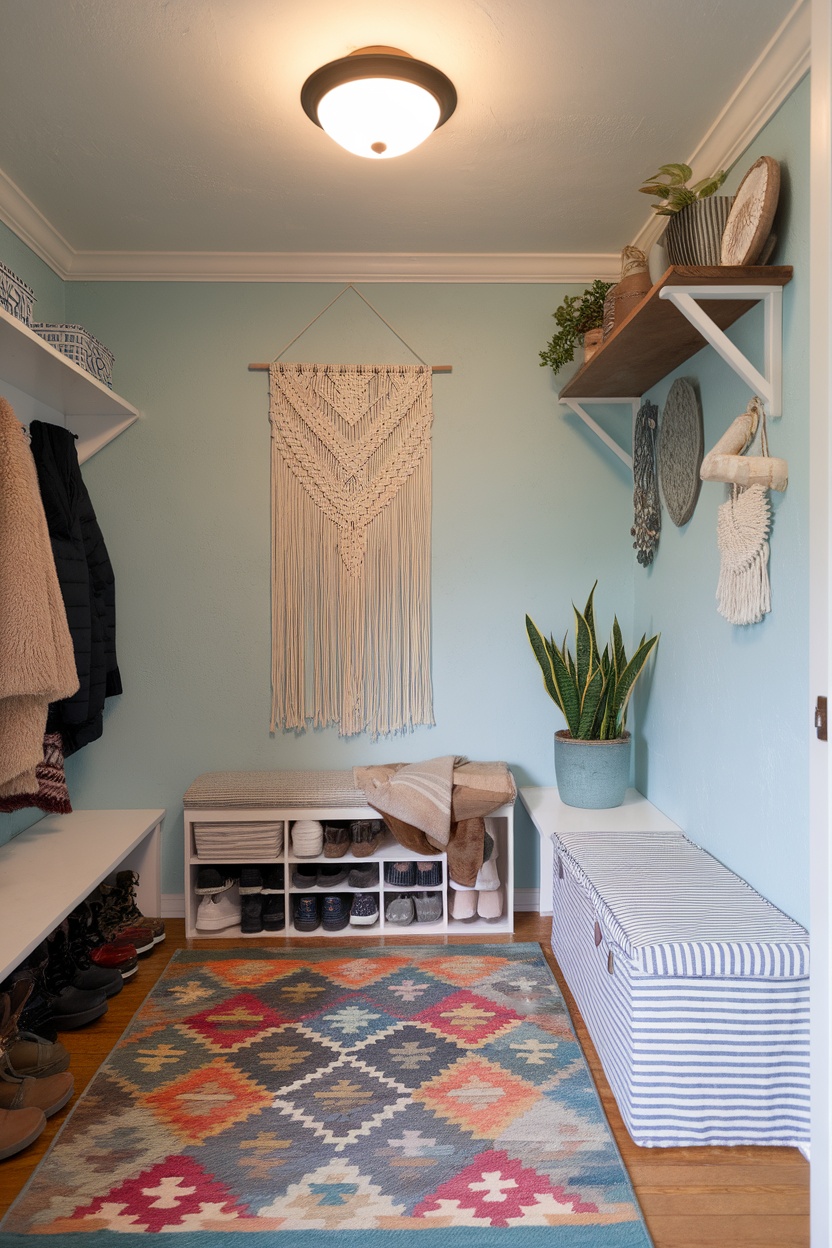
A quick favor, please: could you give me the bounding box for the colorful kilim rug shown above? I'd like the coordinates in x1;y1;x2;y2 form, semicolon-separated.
0;945;652;1248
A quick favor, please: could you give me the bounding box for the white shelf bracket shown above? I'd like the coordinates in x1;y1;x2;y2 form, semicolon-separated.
559;397;637;470
659;284;784;418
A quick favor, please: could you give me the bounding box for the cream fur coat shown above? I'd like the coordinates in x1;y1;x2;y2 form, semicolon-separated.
0;398;78;794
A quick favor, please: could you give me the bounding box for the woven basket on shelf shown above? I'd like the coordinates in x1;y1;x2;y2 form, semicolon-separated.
32;323;114;388
0;262;35;325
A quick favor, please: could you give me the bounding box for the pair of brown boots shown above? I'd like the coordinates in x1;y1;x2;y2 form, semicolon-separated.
0;981;74;1161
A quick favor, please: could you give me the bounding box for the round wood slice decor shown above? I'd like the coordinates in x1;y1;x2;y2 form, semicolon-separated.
658;378;703;527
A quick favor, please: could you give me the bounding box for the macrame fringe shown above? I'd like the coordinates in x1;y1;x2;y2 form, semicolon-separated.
270;364;434;738
716;483;772;626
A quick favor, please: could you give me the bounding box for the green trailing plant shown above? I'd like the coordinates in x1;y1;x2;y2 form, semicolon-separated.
525;583;659;740
638;162;727;216
539;279;613;374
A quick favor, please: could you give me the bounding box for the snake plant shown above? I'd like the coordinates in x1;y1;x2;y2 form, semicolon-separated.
526;583;659;740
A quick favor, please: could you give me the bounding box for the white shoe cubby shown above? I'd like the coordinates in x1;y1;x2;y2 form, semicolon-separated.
183;803;513;939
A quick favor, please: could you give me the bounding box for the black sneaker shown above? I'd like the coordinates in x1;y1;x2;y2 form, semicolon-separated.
261;866;284;893
293;895;320;932
322;895;350;932
240;895;263;934
195;866;236;895
262;894;285;931
238;867;264;895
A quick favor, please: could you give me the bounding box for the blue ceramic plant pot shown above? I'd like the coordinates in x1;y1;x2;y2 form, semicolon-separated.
554;731;631;809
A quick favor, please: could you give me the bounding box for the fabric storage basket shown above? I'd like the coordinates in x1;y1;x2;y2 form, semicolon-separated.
32;322;114;387
192;820;284;860
549;825;809;1148
0;261;35;325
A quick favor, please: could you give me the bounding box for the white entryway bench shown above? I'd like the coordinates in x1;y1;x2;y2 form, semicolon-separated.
0;809;164;983
520;787;809;1148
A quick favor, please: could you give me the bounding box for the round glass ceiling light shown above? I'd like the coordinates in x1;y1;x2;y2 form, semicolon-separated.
301;46;457;160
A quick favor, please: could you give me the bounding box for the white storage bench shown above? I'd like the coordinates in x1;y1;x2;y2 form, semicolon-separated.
183;770;514;939
548;821;809;1149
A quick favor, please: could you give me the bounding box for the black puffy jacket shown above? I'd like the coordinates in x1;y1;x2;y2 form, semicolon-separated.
29;421;122;755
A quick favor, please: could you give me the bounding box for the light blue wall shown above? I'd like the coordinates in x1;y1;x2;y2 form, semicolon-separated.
0;280;628;892
0;76;810;921
633;77;810;925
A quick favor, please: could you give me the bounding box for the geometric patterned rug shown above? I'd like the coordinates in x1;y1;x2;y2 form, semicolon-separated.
0;945;652;1247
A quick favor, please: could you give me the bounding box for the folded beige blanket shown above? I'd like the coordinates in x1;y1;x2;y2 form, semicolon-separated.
353;757;516;886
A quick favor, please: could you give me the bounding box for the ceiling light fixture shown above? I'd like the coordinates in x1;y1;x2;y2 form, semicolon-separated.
301;46;457;160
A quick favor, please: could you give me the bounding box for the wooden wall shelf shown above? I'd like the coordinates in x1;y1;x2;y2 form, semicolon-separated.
559;266;793;403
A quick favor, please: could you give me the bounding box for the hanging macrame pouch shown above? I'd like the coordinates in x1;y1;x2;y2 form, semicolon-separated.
714;400;774;626
269;363;435;738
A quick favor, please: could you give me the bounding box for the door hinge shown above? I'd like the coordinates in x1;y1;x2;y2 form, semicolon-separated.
815;695;827;741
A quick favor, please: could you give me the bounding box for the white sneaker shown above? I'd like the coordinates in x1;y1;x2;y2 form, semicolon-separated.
196;886;241;931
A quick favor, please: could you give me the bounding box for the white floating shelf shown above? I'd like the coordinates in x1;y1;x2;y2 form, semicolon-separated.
0;304;139;462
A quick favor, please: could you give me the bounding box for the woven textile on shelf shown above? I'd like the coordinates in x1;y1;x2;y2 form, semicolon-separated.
269;364;435;738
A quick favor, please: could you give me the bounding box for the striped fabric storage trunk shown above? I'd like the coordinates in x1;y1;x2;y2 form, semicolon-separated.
550;827;809;1148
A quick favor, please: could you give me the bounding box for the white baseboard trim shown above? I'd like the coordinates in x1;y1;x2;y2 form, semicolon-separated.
162;893;186;919
513;889;542;913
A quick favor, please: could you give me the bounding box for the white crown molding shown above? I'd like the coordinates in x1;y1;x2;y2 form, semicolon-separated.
0;0;809;283
632;0;810;256
0;166;75;278
63;251;621;284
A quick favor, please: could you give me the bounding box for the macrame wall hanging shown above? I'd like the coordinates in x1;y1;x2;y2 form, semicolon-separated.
260;287;440;738
631;399;661;566
700;395;788;627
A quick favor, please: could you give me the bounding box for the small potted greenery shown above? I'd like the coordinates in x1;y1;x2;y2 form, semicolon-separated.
638;162;730;266
526;583;659;808
539;279;613;374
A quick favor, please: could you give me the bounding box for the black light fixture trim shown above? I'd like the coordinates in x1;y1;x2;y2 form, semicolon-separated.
301;48;457;132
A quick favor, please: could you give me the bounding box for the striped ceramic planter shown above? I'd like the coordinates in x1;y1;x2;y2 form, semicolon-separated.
663;196;733;266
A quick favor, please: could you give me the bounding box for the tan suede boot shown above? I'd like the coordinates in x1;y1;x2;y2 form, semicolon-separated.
0;1107;46;1160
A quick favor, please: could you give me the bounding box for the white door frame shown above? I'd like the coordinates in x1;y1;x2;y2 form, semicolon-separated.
809;0;831;1241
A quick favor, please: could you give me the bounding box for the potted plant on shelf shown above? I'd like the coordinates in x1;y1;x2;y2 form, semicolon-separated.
525;583;659;808
539;279;614;374
639;162;730;266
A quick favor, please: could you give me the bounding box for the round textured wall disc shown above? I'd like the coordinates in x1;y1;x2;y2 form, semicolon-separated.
658;378;703;526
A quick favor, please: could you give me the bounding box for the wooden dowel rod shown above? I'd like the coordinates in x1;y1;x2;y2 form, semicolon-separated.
248;363;452;373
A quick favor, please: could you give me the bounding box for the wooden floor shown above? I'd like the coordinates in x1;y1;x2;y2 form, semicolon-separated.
0;914;809;1246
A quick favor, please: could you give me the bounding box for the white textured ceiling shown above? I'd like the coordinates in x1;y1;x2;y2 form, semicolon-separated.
0;0;799;260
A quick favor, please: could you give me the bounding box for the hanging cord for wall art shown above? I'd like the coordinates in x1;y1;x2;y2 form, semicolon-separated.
247;284;451;373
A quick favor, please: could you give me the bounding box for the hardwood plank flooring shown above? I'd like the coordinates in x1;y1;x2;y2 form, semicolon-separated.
0;914;810;1246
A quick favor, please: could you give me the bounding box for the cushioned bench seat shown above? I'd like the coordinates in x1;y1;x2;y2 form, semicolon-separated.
550;825;809;1148
183;769;368;810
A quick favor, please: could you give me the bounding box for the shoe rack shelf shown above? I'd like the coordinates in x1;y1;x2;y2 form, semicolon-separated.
183;803;514;939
